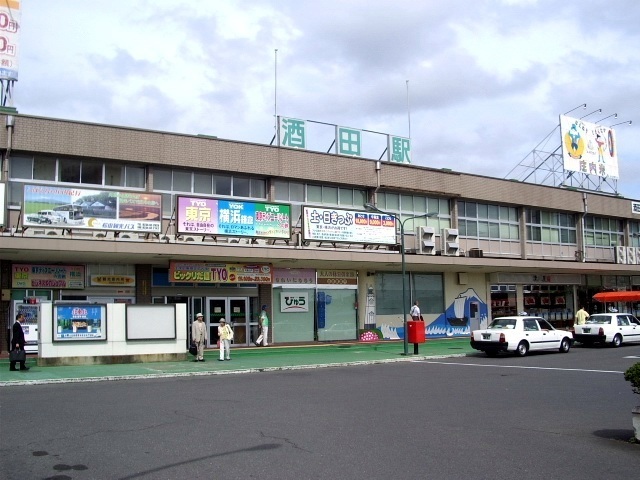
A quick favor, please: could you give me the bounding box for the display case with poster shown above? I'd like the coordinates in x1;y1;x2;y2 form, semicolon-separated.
54;304;107;341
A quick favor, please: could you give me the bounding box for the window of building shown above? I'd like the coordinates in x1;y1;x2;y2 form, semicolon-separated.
7;155;145;207
459;201;519;240
631;221;640;247
490;284;517;317
375;272;443;315
375;191;450;231
153;168;267;219
584;215;624;247
80;159;104;185
526;209;577;245
58;157;81;183
274;181;367;228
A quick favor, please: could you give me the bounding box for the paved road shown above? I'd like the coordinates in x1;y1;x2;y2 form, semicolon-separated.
1;343;639;479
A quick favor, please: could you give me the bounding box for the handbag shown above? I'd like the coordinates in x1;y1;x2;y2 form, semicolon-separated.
188;343;197;356
10;348;26;363
227;325;234;342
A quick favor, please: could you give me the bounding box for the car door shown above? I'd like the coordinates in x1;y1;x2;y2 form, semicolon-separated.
621;315;640;343
537;319;563;350
523;318;545;351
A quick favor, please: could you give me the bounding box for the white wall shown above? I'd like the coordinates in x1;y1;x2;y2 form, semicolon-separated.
39;303;187;361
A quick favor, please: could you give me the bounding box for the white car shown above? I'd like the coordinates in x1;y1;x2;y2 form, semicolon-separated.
37;210;65;223
470;316;573;357
573;313;640;347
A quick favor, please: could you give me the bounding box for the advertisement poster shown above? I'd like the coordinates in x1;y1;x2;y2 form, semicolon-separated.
302;206;397;245
54;304;107;341
560;115;619;179
169;261;272;284
23;185;162;233
0;0;19;81
12;264;85;289
176;196;291;239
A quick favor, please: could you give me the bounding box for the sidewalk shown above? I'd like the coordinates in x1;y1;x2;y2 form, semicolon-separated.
0;338;474;386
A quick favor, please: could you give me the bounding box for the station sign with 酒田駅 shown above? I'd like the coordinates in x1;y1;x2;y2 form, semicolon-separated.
169;261;273;284
176;196;291;239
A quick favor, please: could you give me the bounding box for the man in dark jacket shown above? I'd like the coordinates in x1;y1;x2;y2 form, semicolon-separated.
10;313;29;371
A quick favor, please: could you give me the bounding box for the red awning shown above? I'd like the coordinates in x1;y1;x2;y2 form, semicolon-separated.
593;291;640;303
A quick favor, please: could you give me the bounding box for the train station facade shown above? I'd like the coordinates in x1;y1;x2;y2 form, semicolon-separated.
1;113;639;352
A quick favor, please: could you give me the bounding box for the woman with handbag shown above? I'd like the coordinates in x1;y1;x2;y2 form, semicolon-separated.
10;313;29;371
218;318;233;361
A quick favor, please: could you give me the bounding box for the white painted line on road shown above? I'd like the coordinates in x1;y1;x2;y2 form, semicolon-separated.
422;360;624;374
624;355;640;359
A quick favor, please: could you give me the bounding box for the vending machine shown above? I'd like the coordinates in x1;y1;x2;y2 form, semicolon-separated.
11;300;43;353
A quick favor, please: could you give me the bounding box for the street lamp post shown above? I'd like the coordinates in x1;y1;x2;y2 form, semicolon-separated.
364;203;438;355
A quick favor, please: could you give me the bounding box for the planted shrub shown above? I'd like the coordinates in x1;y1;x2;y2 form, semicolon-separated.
624;362;640;395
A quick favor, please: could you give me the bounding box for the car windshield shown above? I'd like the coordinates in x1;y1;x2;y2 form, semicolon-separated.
488;318;516;329
585;315;612;324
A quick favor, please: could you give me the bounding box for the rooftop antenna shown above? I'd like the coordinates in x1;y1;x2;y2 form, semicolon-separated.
580;108;602;120
271;48;278;145
406;80;411;139
563;103;586;116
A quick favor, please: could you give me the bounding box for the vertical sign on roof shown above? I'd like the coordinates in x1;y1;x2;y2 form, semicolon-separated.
336;126;362;156
388;135;411;163
279;116;306;149
0;0;19;81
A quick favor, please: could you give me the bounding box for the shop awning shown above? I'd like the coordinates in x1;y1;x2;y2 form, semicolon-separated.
593;291;640;303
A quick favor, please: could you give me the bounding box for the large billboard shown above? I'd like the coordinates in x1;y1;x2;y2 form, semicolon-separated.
302;206;397;245
560;115;619;179
0;0;19;80
176;196;291;239
22;185;162;233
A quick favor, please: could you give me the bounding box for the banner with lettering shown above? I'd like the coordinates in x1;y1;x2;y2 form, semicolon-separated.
176;196;291;239
169;261;272;284
12;264;85;289
302;206;396;245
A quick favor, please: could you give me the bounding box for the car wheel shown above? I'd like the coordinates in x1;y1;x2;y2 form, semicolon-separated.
515;341;529;357
611;334;622;348
559;337;571;353
485;350;498;357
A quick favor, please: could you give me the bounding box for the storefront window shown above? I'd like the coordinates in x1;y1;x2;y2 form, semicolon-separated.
522;285;574;328
490;285;516;317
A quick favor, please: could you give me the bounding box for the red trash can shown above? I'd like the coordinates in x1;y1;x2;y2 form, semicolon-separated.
406;321;426;344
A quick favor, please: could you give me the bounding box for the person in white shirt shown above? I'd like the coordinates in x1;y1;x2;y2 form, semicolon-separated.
410;301;421;321
255;305;270;346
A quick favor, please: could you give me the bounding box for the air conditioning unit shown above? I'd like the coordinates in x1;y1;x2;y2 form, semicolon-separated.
416;226;436;255
441;228;460;256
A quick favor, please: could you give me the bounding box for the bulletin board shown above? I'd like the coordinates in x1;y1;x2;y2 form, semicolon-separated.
125;304;176;340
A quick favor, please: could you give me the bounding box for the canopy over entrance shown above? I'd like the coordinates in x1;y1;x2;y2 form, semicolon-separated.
593;291;640;303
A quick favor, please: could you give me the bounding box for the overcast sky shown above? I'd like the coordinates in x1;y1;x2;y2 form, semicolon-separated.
15;0;640;202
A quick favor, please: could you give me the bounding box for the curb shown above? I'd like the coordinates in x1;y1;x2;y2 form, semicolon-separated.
0;353;469;387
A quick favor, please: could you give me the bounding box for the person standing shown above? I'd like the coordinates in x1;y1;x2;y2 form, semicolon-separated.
255;304;269;347
410;301;421;321
10;313;29;371
218;318;233;361
574;305;589;326
191;313;207;362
